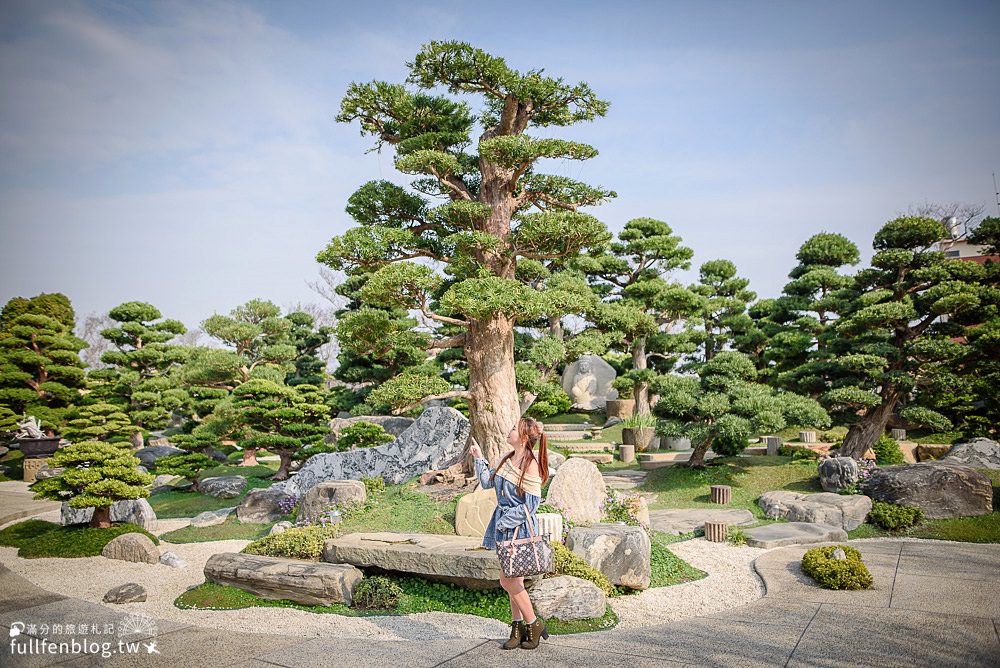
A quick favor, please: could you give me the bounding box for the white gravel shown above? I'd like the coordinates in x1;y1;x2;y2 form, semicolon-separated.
609;538;768;629
1;510;770;638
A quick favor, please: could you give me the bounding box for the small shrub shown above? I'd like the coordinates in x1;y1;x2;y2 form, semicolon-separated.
801;545;873;590
621;414;657;429
241;525;340;560
353;575;403;610
872;434;904;465
551;542;615;597
728;526;748;546
868;500;924;531
336;422;394;452
778;445;819;461
362;475;385;499
601;488;649;534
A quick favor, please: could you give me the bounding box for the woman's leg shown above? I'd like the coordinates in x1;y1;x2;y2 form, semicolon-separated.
501;575;535;622
499;575;522;620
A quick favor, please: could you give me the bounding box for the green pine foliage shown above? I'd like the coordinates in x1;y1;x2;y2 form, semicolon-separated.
154;452;215;490
871;434;905;465
335;421;394;451
61;402;135;443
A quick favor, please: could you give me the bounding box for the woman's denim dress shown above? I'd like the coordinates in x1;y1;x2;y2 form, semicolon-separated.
474;457;542;551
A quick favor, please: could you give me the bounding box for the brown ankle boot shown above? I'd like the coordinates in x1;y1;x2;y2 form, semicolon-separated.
520;617;548;650
502;620;523;650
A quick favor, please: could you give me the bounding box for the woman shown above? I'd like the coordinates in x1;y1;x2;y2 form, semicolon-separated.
469;416;551;651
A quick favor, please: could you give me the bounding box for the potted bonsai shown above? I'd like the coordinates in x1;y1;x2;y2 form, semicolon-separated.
621;413;658;452
656;420;691;451
14;415;62;457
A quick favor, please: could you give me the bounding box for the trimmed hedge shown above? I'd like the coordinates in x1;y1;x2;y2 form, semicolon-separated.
868;501;924;531
801;545;873;590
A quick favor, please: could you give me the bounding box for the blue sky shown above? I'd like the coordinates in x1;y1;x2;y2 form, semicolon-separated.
1;0;998;332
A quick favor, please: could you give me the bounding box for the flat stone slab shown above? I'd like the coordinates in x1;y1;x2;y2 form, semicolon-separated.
745;522;847;549
602;469;648;490
204;552;362;606
758;490;872;531
648;508;756;535
570;453;613;464
322;532;501;589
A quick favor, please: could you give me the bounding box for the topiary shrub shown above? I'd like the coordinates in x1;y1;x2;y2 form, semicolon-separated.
240;525;340;561
551;542;614;597
154;452;215;492
352;575;403;609
336;422;394;452
801;545;873;590
872;434;904;465
867;500;924;531
778;444;820;461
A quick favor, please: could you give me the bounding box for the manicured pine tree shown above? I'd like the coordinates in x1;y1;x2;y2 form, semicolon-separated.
319;41;614;464
686;260;756;365
61;402;136;443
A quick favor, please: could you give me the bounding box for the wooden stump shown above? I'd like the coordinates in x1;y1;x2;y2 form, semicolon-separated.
704;521;728;543
891;429;906;441
764;436;782;456
710;485;732;504
619;444;635;464
799;431;817;443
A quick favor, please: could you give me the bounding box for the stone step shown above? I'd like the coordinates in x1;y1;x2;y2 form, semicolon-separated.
544;431;602;441
602;470;648;490
569;453;614;464
636;451;718;469
542;424;597;432
743;522;848;549
648;508;755;535
557;442;615;452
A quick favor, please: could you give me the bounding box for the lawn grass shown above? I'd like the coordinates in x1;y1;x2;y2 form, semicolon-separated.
539;412;606;426
0;519;159;558
159;515;274;543
641;455;822;518
336;481;458;535
175;577;619;635
904;429;965;445
647;531;707;587
0;448;25;481
148;464;277;518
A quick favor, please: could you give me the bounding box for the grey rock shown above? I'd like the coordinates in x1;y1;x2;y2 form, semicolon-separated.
135;445;186;468
566;524;651;590
101;533;160;564
206;448;229;463
546;450;566;470
758;491;872;531
236;487;289;523
818;457;860;493
648;508;756;536
135;465;148;474
61;498;157;530
744;522;848;549
204;552;362;606
103;583;147;604
34;463;65;480
281;407;470;496
602;417;623;429
545;458;606;524
527;575;606;621
149;474;181;490
942;438;1000;469
326;415;415;443
832;548;847;561
323;532;502;590
860;461;993;519
159;551;187;568
0;445;8;457
269;521;294;535
190;507;235;528
298;480;367;523
199;475;247;499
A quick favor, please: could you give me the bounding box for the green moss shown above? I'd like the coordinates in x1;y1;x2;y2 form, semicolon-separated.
159;516;273;543
241;525;340;560
801;545;873;590
0;519;158;558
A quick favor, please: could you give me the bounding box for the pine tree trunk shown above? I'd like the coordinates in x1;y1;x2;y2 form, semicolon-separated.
271;452;293;480
632;337;650;416
839;392;898;459
241;448;258;466
466;314;520;466
89;506;111;529
684;434;715;469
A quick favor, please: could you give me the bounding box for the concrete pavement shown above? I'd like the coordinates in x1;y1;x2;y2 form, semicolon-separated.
1;538;998;667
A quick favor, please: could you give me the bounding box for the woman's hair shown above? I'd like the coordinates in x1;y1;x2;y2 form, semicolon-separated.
490;416;549;494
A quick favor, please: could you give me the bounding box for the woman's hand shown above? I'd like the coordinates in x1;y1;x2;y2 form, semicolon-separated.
469;442;484;459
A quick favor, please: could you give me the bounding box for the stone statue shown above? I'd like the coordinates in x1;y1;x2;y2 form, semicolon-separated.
561;354;619;411
16;415;45;439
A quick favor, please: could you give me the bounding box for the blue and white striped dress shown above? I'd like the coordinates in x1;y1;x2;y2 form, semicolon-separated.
474;456;542;551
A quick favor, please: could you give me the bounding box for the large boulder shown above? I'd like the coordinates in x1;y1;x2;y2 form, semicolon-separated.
275;407;470;496
101;533;159;564
545;458;605;524
527;575;606;620
942;438;1000;470
758;491;872;531
298;480;367;522
860;461;993;519
61;498;157;530
134;445;186;468
326;415;415;443
566;524;651;590
236;487;289;523
199;475;247;499
455;486;497;538
546;450;566;471
323;532;502;589
744;522;848;549
190;507;235;528
204;552;362;606
818;457;860;493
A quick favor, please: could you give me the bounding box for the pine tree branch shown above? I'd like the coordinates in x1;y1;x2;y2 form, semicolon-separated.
421;301;469;327
429;333;467;349
393;390;472;415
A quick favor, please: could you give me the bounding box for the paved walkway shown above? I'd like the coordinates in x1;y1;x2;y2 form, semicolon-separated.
0;481;61;526
2;538;998;667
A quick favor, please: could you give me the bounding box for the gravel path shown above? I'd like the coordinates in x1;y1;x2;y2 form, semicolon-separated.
609;538;768;629
1;510;770;638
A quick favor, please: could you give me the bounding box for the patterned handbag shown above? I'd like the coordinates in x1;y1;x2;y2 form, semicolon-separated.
495;502;554;578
